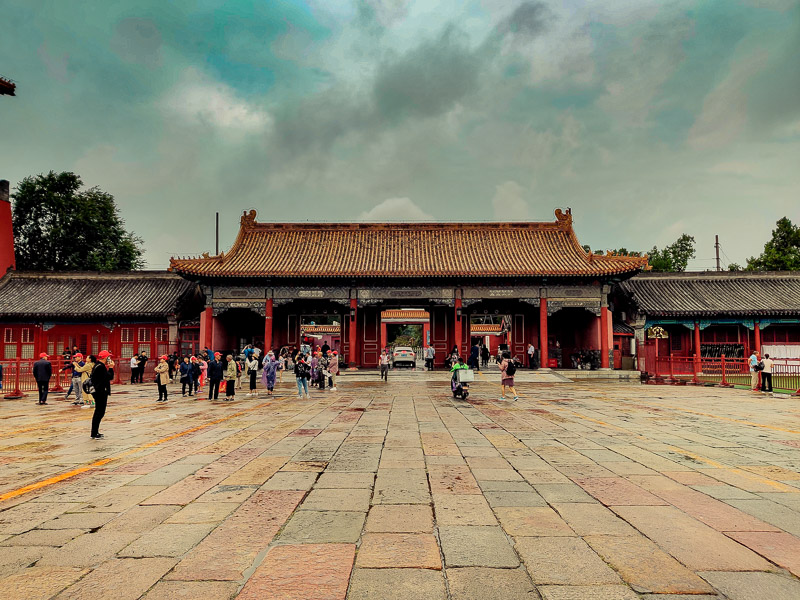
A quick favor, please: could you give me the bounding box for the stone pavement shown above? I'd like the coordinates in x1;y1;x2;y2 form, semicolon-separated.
1;372;800;599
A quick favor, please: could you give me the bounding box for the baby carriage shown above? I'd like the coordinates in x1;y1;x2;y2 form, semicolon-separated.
451;368;473;400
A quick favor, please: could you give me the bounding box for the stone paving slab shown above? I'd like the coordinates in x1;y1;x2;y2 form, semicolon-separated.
3;377;800;597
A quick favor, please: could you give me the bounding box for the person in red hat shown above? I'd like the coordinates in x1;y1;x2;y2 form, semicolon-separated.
90;351;113;439
32;352;52;405
207;351;224;400
328;350;339;392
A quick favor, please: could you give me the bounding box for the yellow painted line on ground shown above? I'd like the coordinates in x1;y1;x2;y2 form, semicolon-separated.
0;401;274;503
667;446;799;493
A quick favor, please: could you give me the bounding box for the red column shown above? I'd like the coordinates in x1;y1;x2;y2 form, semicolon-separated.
600;306;610;369
348;299;358;368
422;321;430;347
694;322;701;355
754;321;761;354
199;306;213;351
539;299;548;368
264;298;273;353
454;298;463;356
380;321;387;352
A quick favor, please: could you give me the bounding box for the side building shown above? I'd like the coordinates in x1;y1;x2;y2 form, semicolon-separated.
0;271;203;370
615;271;800;369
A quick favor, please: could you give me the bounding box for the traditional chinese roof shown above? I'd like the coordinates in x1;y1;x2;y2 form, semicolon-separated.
381;310;430;320
613;322;634;336
618;272;800;318
0;271;200;320
170;209;648;279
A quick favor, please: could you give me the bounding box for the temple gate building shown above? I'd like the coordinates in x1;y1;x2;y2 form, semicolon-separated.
169;209;648;368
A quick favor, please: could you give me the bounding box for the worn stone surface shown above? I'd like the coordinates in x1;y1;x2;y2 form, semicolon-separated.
446;567;539;599
238;543;355;600
347;568;447;600
439;526;519;568
3;376;800;597
356;533;442;569
516;536;622;585
365;505;434;533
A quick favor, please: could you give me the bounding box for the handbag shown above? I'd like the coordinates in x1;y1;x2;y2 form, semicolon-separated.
82;378;95;394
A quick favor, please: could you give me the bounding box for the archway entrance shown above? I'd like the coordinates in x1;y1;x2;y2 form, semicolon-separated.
217;308;265;354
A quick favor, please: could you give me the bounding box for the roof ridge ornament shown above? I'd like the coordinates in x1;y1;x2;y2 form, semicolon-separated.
241;209;258;228
554;208;572;228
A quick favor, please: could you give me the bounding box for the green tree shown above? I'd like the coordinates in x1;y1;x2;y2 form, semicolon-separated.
745;217;800;271
11;171;144;271
727;263;742;271
648;234;696;272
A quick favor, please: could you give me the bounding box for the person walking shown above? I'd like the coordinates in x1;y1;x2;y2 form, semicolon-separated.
761;353;774;393
90;351;112;439
469;343;480;370
246;353;259;396
296;353;312;399
207;352;223;400
261;351;282;396
379;349;391;381
748;350;760;392
32;352;52;405
328;351;339;391
425;345;435;371
179;356;193;396
191;356;201;396
527;342;535;369
481;344;490;368
129;353;140;384
499;352;519;401
224;354;237;401
317;351;328;391
155;355;169;402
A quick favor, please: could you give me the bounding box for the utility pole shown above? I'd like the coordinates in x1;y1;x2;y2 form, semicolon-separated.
715;235;721;271
215;212;219;255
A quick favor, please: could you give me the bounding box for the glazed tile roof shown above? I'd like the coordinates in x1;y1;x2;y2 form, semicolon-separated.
170;209;648;279
300;325;341;334
618;272;800;318
0;272;199;319
381;310;430;320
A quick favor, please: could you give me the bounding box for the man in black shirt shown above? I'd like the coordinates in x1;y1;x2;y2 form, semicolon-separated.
206;352;224;400
32;353;52;405
91;350;112;439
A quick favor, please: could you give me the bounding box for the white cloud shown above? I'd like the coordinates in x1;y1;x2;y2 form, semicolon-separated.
359;197;433;221
161;68;272;136
688;50;768;150
491;180;530;220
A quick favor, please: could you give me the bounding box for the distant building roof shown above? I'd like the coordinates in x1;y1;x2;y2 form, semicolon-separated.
300;325;341;334
170;209;648;279
381;310;430;320
470;323;504;334
618;271;800;318
0;271;200;320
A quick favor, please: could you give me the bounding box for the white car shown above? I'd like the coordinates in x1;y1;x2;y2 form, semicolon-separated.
391;347;416;368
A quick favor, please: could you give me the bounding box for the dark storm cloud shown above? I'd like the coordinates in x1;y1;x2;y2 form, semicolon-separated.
372;26;482;120
497;1;552;39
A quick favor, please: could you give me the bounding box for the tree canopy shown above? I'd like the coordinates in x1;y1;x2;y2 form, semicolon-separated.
11;171;144;271
648;234;696;272
745;217;800;271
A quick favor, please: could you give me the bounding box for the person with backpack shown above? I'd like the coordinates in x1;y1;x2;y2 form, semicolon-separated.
224;354;237;401
499;352;519;401
294;353;311;399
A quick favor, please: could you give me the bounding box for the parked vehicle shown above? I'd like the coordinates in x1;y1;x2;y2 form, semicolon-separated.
392;346;416;368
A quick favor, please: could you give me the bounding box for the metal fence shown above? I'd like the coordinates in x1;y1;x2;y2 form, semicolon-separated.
644;354;800;394
1;358;144;399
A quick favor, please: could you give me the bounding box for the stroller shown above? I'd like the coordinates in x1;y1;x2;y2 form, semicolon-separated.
451;368;474;400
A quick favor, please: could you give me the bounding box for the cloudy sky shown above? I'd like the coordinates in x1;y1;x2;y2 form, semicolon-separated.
2;0;798;270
